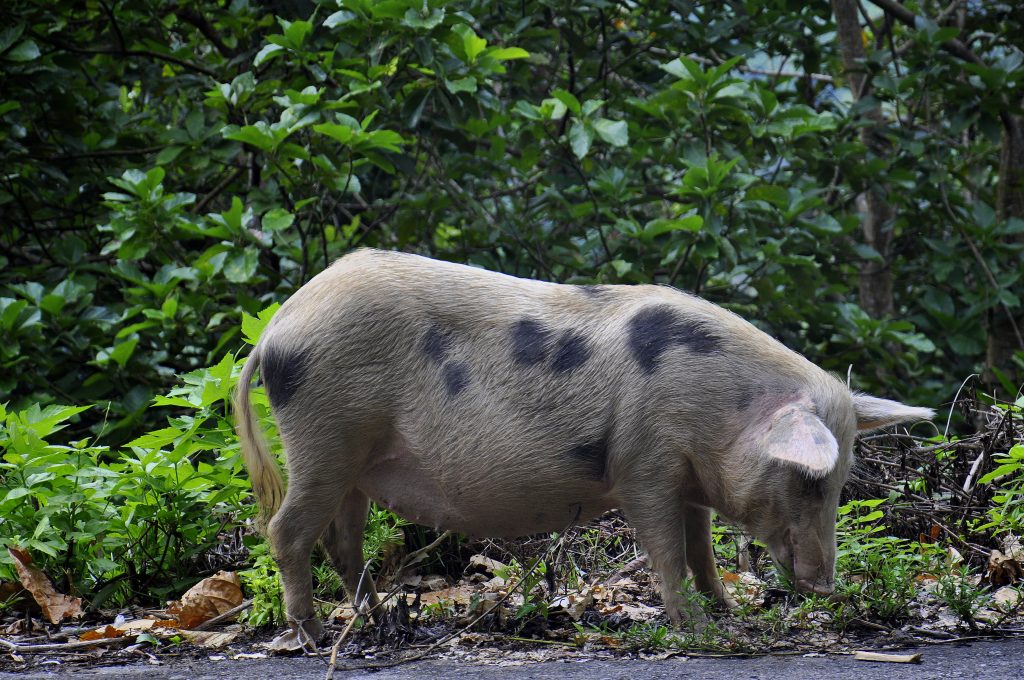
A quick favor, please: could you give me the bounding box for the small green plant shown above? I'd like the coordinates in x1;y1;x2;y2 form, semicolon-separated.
837;547;920;623
239;543;285;628
495;558;550;624
835;497;940;623
935;564;991;629
0;377;255;605
672;577;718;638
362;504;408;565
617;622;676;651
313;560;344;602
978;442;1024;535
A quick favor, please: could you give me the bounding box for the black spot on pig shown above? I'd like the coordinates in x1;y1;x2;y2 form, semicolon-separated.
261;345;310;409
567;440;608;479
551;332;591;374
511;318;551;366
443;361;470;397
579;285;611;299
421;327;452;365
736;388;753;411
627;305;722;373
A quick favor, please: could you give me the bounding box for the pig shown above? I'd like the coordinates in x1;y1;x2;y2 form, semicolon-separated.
233;248;934;645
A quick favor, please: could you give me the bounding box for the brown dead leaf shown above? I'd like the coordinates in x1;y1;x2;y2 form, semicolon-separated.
181;630;239;649
166;570;243;629
8;547;83;624
987;549;1023;586
993;586;1022;611
80;625;125;641
1003;534;1024;560
467;554;507;576
115;618;176;632
420;585;477;607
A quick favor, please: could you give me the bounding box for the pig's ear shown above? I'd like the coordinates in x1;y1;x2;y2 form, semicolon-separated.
754;404;839;476
852;393;935;431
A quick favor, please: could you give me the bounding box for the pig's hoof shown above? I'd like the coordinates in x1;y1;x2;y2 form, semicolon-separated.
667;605;710;631
266;617;325;653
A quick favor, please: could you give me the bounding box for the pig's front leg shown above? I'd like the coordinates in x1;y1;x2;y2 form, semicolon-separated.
619;482;699;625
684;505;738;609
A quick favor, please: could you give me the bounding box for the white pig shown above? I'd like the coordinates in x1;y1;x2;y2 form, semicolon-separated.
234;248;933;643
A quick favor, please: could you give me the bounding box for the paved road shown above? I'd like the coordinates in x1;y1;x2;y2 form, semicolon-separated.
4;639;1023;679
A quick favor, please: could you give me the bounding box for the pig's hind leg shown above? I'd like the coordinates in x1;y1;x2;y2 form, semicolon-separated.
320;489;383;618
267;437;359;648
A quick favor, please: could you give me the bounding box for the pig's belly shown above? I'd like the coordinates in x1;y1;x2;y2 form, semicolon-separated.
355;450;613;537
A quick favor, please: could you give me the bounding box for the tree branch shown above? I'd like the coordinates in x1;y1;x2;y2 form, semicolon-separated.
866;0;984;67
865;0;1014;142
34;32;217;78
174;7;238;58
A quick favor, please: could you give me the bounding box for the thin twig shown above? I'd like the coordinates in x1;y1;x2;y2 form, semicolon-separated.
0;635;139;653
192;599;252;631
333;516;579;672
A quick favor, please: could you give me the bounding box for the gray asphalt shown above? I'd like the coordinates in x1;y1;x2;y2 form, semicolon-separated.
3;638;1024;679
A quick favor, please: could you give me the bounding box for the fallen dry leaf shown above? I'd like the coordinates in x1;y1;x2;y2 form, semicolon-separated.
80;625;125;641
1003;534;1023;561
988;548;1023;586
8;547;83;624
116;618;177;632
467;554;507;576
181;630;239;649
420;585;477;607
167;570;243;629
551;591;594;620
993;586;1022;611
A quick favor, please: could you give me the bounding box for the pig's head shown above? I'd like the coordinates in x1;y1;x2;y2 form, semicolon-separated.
731;391;934;597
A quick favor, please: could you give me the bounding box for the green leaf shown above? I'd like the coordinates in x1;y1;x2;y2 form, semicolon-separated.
802;213;844;235
568;121;592;159
592;119;628;146
485;46;529;61
253;43;284;67
313;123;354;145
155;146;185;165
99;337;139;367
403;7;445;30
452;24;487;64
282;19;312;48
364;129;406;152
0;25;24;54
262;208;294;233
642;215;703;239
224;249;259;283
241;303;281;346
444;76;477;94
223;122;278;152
4;39;40;62
551;89;581;116
324;10;358;28
745;185;789;208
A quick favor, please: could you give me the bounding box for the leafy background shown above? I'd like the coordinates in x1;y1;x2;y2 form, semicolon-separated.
1;0;1023;611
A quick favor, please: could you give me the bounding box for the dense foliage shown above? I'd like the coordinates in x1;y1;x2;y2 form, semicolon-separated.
1;0;1023;611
